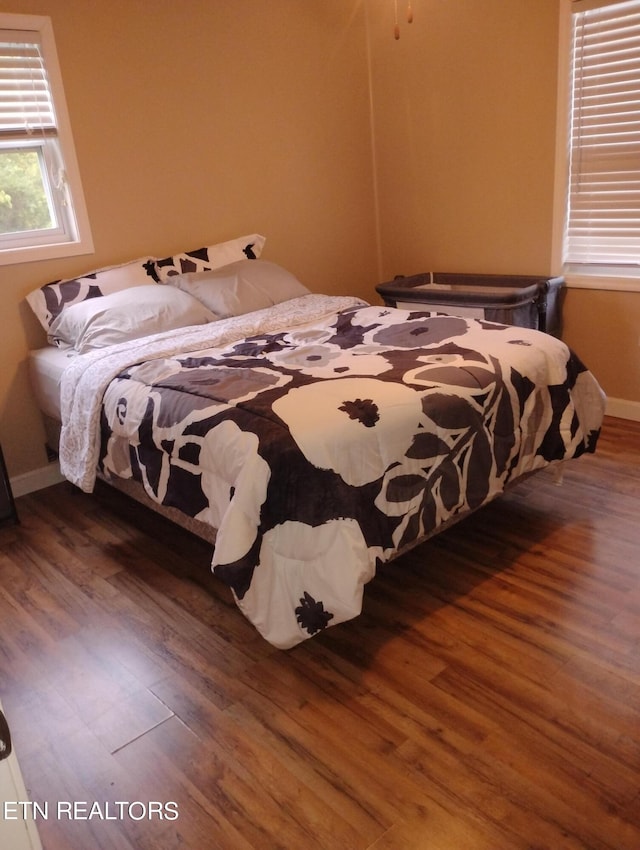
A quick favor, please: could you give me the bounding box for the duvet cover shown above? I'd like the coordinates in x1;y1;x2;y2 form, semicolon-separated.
59;294;606;647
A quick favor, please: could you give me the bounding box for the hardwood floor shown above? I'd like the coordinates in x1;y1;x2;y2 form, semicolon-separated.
1;415;638;850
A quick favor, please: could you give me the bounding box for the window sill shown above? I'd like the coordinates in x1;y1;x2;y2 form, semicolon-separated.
563;273;640;294
0;237;94;268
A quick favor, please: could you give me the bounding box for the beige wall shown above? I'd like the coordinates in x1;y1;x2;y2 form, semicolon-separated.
562;288;640;402
1;0;378;478
366;0;639;410
2;0;638;483
368;0;559;276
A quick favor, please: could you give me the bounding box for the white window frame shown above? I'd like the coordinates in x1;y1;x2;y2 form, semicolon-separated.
552;0;640;292
0;13;93;267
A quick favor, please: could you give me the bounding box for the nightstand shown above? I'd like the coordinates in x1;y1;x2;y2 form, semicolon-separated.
376;272;565;337
0;445;18;525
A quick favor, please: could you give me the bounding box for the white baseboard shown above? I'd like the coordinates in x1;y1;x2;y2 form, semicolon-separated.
606;396;640;422
10;463;65;499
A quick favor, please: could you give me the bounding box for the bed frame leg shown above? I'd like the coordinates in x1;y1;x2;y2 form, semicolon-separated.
552;463;565;486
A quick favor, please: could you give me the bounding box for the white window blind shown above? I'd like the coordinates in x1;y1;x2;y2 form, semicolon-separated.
0;33;57;140
566;0;640;269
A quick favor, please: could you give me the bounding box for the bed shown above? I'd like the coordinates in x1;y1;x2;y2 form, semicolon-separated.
26;236;606;648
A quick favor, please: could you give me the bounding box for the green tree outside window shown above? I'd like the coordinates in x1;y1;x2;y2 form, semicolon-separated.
0;150;54;234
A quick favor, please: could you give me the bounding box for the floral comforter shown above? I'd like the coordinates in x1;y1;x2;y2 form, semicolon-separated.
59;295;606;648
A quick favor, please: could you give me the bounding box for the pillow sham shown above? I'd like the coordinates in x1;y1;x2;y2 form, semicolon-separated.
168;259;310;319
26;256;156;332
146;233;266;283
49;284;216;354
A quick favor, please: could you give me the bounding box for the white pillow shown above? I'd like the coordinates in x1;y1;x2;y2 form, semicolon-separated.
49;285;216;353
168;259;310;319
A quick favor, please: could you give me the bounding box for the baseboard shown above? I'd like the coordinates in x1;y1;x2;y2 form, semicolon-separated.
606;396;640;422
10;462;65;499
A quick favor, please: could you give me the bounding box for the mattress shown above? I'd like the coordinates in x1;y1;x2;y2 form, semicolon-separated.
28;346;74;422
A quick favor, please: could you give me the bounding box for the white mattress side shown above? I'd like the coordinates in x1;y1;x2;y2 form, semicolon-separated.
28;346;77;421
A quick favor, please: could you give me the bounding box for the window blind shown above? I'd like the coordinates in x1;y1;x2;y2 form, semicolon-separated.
566;0;640;267
0;32;56;139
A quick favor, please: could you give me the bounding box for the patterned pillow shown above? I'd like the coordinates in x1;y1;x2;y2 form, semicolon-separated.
146;234;266;282
26;256;156;332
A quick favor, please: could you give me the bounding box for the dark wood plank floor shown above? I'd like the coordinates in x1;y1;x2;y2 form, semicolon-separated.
1;415;638;850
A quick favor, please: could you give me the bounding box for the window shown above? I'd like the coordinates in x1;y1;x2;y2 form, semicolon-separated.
555;0;640;290
0;13;92;266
